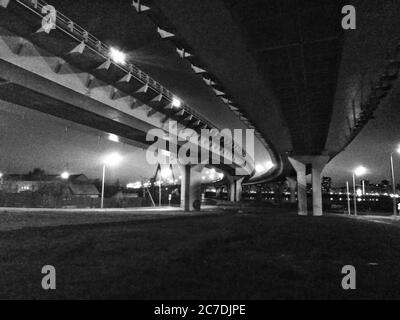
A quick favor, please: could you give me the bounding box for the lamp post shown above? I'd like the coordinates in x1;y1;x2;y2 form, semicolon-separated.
352;166;367;216
346;181;351;215
101;153;122;209
390;146;400;217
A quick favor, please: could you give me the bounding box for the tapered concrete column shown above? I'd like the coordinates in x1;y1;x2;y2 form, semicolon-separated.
310;156;329;216
286;177;297;203
288;157;307;216
229;179;236;202
228;176;244;202
216;187;222;199
235;178;244;202
180;165;203;211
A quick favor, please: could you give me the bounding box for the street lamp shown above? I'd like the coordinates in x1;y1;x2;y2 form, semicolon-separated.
352;165;367;216
172;97;182;108
390;145;400;217
101;153;122;209
61;171;70;180
109;47;126;65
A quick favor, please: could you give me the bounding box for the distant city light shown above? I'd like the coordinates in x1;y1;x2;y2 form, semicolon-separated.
354;166;367;176
0;172;3;179
108;133;119;143
61;171;70;180
160;167;173;179
356;189;363;197
127;182;142;189
109;47;126;65
172;97;182;108
103;152;122;166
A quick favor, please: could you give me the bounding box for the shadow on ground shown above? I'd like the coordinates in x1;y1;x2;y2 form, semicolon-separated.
0;208;399;299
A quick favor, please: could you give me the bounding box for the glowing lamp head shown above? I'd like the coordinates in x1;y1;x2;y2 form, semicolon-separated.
172;97;182;108
354;166;367;177
396;145;400;155
0;172;3;179
61;171;70;180
103;152;122;167
109;47;126;65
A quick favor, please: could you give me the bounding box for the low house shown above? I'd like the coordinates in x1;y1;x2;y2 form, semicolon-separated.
0;171;99;208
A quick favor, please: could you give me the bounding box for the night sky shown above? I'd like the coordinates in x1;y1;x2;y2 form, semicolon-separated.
324;78;400;187
1;92;399;187
0;101;155;184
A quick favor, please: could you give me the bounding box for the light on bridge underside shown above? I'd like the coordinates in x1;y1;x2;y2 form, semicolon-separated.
255;161;275;174
108;133;119;143
354;165;367;176
109;47;127;65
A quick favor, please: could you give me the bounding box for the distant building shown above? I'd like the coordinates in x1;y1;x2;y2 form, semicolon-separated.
322;177;332;193
381;180;390;192
1;173;99;197
0;171;99;208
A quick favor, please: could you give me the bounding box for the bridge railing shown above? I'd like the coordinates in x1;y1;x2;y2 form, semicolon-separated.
8;0;255;173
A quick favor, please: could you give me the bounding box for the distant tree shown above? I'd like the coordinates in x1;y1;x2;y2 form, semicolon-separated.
28;168;46;180
37;181;65;208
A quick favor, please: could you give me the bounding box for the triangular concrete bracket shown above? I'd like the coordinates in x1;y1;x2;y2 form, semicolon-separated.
118;73;132;83
136;83;149;93
157;27;175;39
191;64;206;74
69;41;86;55
151;93;163;102
97;59;111;70
132;0;150;13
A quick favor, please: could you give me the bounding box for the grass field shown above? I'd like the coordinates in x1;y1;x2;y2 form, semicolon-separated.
0;208;400;299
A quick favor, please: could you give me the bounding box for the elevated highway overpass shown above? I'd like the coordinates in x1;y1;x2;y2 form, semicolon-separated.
1;0;400;215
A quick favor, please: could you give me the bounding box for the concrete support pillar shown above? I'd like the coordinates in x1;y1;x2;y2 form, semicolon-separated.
287;177;297;203
180;165;203;211
228;176;244;202
288;157;308;216
310;156;329;216
229;179;236;202
216;187;222;199
235;178;244;202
